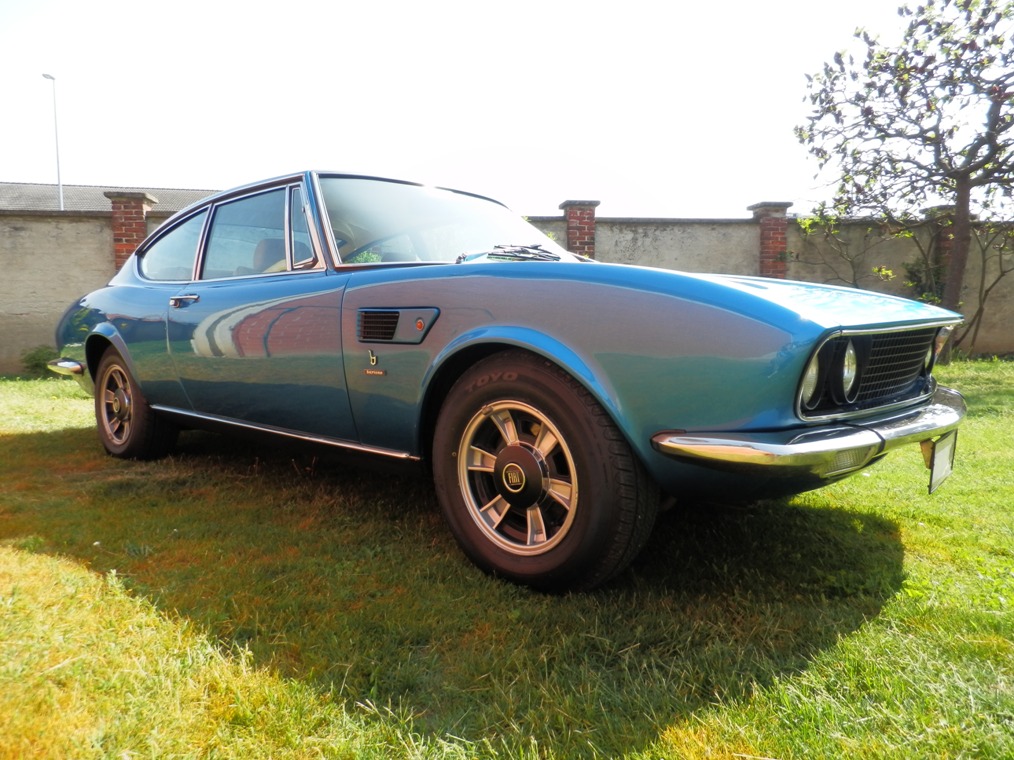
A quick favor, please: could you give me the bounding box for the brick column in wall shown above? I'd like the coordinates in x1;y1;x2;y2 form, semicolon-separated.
559;200;600;259
104;191;158;270
748;201;793;279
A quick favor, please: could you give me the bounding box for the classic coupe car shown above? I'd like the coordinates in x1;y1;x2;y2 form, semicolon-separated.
50;171;966;590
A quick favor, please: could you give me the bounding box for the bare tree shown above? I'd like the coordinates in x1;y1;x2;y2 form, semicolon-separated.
792;212;898;288
957;220;1014;353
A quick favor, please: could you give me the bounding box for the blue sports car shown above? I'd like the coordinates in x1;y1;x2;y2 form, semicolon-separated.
50;171;966;590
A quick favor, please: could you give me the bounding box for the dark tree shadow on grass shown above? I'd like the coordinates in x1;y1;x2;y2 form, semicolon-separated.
1;428;904;758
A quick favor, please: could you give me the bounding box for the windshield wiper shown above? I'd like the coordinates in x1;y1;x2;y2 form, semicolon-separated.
455;244;562;264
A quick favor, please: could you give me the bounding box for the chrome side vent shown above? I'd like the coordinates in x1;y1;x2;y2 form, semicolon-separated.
358;310;400;342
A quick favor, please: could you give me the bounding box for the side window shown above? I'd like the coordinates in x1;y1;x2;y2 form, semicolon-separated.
290;186;317;270
138;210;207;281
201;189;286;279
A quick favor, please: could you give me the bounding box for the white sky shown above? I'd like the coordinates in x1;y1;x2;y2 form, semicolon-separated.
0;0;907;218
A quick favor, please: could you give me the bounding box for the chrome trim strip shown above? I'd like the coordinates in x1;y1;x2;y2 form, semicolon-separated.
47;358;84;376
150;406;420;461
309;171;343;268
801;385;937;424
652;386;965;480
835;319;961;336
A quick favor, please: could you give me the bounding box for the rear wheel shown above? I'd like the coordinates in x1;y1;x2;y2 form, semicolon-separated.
432;350;658;591
95;348;178;459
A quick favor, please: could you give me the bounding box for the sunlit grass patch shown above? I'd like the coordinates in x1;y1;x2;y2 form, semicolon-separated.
0;548;434;759
0;363;1011;759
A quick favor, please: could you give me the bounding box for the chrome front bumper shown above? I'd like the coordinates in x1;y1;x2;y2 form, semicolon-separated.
47;358;85;376
651;386;966;480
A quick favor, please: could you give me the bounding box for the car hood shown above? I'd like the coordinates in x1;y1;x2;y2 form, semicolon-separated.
372;258;962;335
707;273;962;329
501;261;963;332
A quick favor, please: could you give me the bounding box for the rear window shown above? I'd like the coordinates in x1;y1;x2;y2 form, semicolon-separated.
138;210;207;281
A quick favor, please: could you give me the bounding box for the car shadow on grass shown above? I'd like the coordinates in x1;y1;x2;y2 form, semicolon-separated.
1;428;905;758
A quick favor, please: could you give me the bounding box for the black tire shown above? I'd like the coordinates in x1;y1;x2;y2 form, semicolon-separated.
432;350;659;591
94;348;178;459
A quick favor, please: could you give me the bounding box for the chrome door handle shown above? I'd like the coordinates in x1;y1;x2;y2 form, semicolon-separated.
169;294;200;308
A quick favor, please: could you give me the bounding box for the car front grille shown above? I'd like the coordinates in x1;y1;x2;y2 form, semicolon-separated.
854;327;937;405
801;326;939;420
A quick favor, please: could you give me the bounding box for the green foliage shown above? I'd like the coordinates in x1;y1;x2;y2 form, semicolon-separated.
903;256;946;304
793;212;899;289
871;265;895;280
19;345;58;378
344;250;383;264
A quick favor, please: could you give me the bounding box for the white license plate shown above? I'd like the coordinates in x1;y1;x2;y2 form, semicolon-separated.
925;430;957;494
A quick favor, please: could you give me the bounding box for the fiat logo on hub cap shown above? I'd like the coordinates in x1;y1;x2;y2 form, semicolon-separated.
502;463;526;493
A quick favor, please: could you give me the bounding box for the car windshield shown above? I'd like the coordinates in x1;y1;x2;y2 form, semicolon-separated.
317;176;570;264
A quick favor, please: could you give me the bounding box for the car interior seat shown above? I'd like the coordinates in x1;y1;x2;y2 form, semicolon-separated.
253;239;286;273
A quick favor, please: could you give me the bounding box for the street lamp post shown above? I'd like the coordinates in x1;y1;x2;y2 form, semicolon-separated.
42;73;64;211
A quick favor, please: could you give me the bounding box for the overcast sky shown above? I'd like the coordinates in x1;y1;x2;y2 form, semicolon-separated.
1;0;908;218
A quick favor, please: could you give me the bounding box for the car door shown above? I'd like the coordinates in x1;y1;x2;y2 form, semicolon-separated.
116;206;210;411
166;183;356;441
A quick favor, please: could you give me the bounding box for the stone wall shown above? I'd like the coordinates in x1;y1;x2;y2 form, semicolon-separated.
0;212;115;372
593;219;758;274
1;194;1011;374
784;220;1013;356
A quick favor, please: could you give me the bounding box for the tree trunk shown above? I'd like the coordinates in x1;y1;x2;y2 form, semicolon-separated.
941;177;971;313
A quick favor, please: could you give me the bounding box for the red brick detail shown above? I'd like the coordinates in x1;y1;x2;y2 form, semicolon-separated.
559;200;600;259
749;202;793;279
104;191;158;270
758;216;788;278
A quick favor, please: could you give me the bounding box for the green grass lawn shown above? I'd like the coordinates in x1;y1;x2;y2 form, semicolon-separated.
0;362;1011;759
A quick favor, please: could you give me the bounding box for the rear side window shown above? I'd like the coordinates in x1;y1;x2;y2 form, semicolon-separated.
201;189;286;279
138;210;207;281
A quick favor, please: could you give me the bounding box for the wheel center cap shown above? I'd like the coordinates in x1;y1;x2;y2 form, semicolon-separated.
112;389;129;420
493;444;546;507
501;462;526;493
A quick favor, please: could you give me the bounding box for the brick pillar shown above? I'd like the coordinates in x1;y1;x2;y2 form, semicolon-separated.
559;200;600;259
104;191;158;270
749;201;793;279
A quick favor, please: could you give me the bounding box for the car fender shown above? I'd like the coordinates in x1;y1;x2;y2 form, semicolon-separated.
421;323;629;453
84;321;135;377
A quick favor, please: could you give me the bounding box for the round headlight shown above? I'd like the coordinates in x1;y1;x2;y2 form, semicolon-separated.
842;340;859;402
801;355;821;409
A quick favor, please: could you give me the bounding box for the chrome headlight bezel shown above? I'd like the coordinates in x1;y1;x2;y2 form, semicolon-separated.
929;326;954;371
840;339;860;404
799;353;823;411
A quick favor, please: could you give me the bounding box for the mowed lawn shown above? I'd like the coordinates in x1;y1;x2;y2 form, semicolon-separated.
0;361;1011;759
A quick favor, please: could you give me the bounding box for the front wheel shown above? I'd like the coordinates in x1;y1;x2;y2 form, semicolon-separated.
94;348;178;459
432;351;658;591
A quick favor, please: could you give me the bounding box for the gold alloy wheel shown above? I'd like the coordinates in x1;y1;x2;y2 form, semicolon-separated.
456;400;578;556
